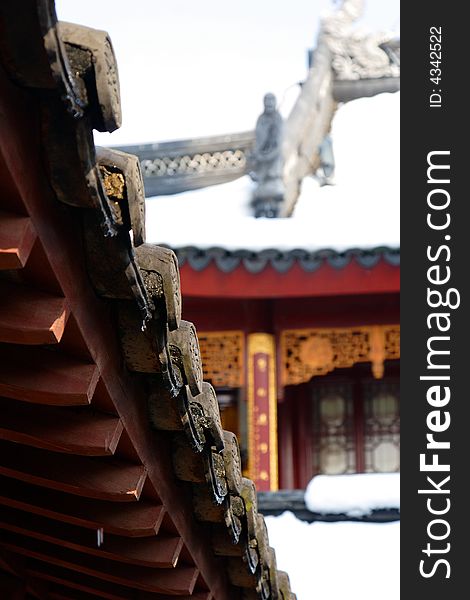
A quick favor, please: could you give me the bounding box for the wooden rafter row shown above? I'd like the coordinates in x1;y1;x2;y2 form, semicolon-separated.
0;1;297;598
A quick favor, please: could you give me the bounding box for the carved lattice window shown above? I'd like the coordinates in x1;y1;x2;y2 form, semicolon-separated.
309;369;400;477
312;383;356;475
363;381;400;473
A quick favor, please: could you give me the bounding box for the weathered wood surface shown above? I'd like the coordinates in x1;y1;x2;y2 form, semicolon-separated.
168;320;203;397
0;533;199;595
0;211;36;270
0;280;68;345
59;21;122;132
135;244;182;331
0;477;166;538
0;441;147;502
0;400;123;456
0;346;99;406
30;563;213;600
0;506;182;569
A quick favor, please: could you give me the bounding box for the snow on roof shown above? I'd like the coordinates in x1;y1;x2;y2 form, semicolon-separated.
305;473;400;516
265;511;399;600
145;91;399;252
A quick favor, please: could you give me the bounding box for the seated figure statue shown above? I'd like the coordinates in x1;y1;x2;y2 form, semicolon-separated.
250;93;285;218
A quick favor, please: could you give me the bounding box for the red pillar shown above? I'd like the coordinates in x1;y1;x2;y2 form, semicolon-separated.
247;333;278;491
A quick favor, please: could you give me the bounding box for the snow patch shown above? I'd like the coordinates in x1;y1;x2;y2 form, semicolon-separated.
265;512;400;600
305;473;400;516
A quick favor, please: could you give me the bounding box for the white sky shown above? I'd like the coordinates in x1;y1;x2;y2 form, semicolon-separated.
55;0;399;144
55;1;399;251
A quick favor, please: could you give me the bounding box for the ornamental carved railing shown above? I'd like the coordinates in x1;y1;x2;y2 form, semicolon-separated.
115;132;254;197
280;324;400;386
141;149;247;178
198;331;245;388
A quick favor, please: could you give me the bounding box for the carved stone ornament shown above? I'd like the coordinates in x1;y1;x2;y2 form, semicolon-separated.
255;514;270;569
321;0;400;80
0;1;90;117
212;521;244;557
179;391;207;452
181;383;225;453
278;571;294;600
228;557;258;589
135;244;182;331
168;320;203;396
222;430;243;495
59;21;122;131
203;449;228;505
224;497;243;545
96;147;146;246
192;483;225;523
267;547;281;600
147;384;182;431
240;477;258;543
172;433;205;483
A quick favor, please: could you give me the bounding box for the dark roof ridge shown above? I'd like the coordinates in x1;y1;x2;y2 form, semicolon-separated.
170;245;400;274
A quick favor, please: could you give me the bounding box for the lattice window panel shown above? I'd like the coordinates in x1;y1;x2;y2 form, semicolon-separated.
198;331;245;388
312;382;356;475
363;380;400;473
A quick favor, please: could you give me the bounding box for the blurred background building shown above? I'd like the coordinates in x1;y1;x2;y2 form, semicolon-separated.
104;0;401;493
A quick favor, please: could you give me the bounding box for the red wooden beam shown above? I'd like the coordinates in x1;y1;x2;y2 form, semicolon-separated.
0;441;147;502
29;564;213;600
0;210;36;271
0;345;99;407
0;280;68;345
0;506;183;569
0;533;199;596
0;400;123;456
0;477;165;538
179;259;400;299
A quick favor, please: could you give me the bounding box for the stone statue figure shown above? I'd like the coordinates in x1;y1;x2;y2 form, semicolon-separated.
250;93;285;218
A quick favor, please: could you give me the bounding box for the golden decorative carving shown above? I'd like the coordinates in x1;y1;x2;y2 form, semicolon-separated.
99;165;125;200
249;333;275;356
280;324;400;386
198;330;245;388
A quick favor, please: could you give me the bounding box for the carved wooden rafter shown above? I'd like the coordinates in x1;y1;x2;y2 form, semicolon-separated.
0;3;296;597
